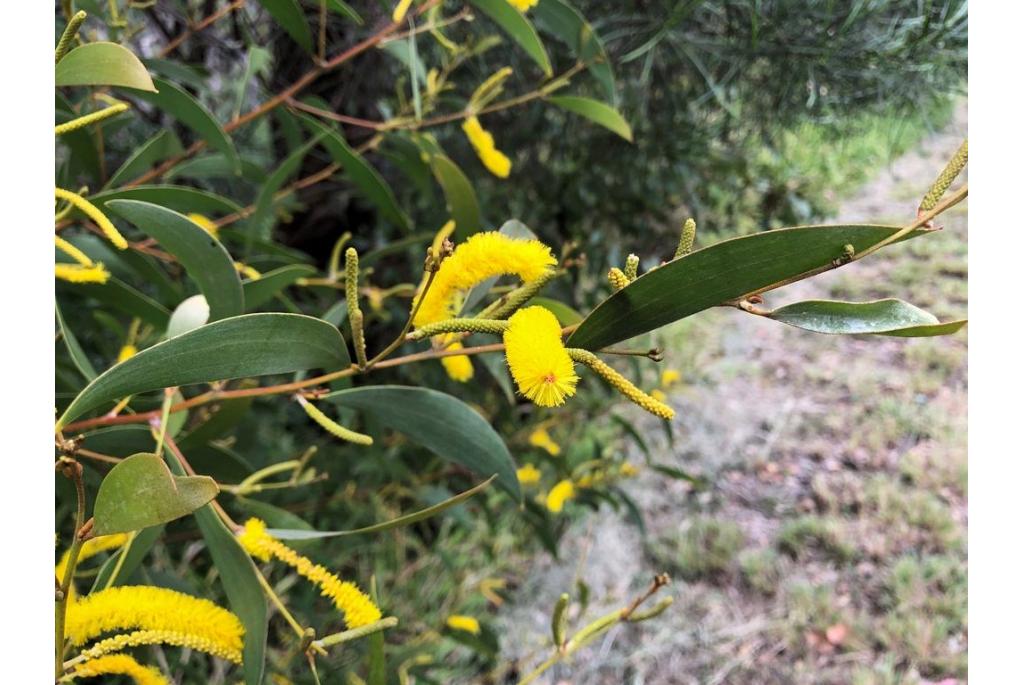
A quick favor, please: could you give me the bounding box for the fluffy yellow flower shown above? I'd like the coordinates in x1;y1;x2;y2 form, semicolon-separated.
117;344;138;363
56;532;130;584
528;427;561;456
65;585;244;663
441;341;475;382
238;518;382;628
187;213;219;239
413;232;556;328
234;261;262;280
446;614;481;634
504;306;578;407
55;187;128;250
72;654;168;685
55;263;110;284
660;369;682;387
516;464;541;485
462;116;511;178
55;235;94;266
507;0;539;11
392;0;414;22
546;479;575;513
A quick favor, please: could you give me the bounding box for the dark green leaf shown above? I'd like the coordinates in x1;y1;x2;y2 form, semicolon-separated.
468;0;552;76
567;224;932;350
326;386;520;499
90;185;242;216
528;297;583;325
534;0;615;100
55;42;157;91
56;300;97;380
57;313;350;428
301;117;410;230
106;129;184;188
255;0;313;51
547;95;632;141
769;298;967;337
326;0;363;23
269;476;495;539
93;453;219;535
60;277;170;328
430;154;481;239
134;78;239;172
243;264;317;310
107;200;244;322
90;525;165;591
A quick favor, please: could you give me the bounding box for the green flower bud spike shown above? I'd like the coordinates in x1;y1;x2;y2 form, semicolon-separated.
919;139;968;214
568;349;674;420
675;218;696;259
624;254;640;281
56;10;87;63
480;268;560;320
408;318;509;340
296;395;373;446
346;247;368;369
551;593;569;648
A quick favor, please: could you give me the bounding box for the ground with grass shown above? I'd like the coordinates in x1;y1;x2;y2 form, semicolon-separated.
496;106;967;685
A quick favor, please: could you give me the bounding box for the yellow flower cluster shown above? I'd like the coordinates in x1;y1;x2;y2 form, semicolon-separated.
528;427;561;456
65;585;244;663
462;116;512;178
516;464;541;485
77;628;242;664
72;653;168;685
503;306;578;407
413;232;556;327
545;479;575;513
441;340;475;382
392;0;414;22
187;212;219;239
117;344;138;363
446;614;481;634
55;187;127;250
507;0;539;11
55;235;111;284
55;532;129;584
238;518;382;628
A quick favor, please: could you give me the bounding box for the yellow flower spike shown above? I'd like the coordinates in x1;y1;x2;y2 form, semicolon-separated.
440;337;474;382
188;212;219;239
55;235;94;266
446;614;481;634
528;427;561;456
76;628;242;664
504;306;578;407
392;0;414;23
413;232;557;328
507;0;539;11
569;349;675;420
56;532;130;583
237;518;382;628
117;344;138;363
462;116;512;179
297;396;374;446
234;261;262;280
650;389;668;403
608;267;629;291
516;464;541;485
545;479;575;513
72;653;168;685
65;585;244;661
660;368;682;387
55;187;128;250
55;263;110;284
55;103;130;137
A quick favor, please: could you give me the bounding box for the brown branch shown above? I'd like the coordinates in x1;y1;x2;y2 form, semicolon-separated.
158;0;247;58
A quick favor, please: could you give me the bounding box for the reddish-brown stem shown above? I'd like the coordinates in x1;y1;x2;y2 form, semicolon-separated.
158;0;247;58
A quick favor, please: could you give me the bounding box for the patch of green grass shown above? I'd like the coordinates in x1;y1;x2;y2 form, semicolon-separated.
776;516;855;562
783;581;867;654
864;477;960;553
811;472;866;515
899;444;967;497
738;548;782;595
649;517;746;581
876;555;967;677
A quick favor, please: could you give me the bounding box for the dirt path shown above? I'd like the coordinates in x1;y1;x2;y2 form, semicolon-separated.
500;106;967;685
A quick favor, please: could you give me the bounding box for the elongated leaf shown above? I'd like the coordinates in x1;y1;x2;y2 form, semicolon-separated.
534;0;615;100
326;386;520;498
244;264;317;310
55;42;157;91
468;0;552;76
93;453;219;535
256;0;313;51
326;0;363;24
528;297;583;325
769;298;967;337
107;200;244;322
90;524;165;591
547;95;632;141
60;277;170;328
56;300;97;380
57;313;349;428
302;117;410;230
135;78;239;172
430;154;481;238
165;447;267;685
106;129;184;188
168;154;266;183
567;224;932;350
90;185;242;216
269;476;496;539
